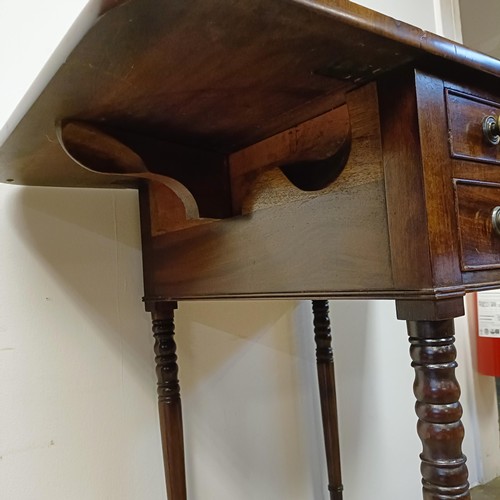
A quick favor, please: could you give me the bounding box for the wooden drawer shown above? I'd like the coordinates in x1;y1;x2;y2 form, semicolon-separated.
446;89;500;165
455;180;500;270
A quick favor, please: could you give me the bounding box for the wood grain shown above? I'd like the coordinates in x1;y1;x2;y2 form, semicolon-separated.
229;106;351;213
1;0;499;188
376;68;467;294
312;301;343;500
415;71;463;288
148;302;187;500
407;319;470;499
142;83;394;300
446;90;500;166
378;68;433;289
3;3;500;500
59;120;232;224
454;180;500;270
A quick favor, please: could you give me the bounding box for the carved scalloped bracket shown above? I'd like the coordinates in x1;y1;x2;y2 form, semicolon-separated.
58;107;352;233
57;120;232;233
228;105;352;214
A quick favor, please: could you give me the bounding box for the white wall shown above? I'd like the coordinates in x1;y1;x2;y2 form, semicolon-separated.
0;186;165;499
459;0;500;58
354;0;436;31
0;1;496;499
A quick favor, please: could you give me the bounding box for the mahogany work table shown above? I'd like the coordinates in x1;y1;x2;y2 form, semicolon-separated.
2;0;500;498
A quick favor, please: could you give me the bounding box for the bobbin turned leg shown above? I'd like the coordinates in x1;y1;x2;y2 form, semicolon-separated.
147;301;187;500
312;300;343;500
397;300;470;500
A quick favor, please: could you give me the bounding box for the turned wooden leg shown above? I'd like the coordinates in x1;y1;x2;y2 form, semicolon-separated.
148;301;187;500
312;300;343;500
406;318;470;500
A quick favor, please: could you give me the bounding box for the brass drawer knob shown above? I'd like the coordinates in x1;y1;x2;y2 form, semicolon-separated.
483;115;500;145
492;206;500;235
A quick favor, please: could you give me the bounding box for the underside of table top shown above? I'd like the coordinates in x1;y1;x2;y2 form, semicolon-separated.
0;0;498;189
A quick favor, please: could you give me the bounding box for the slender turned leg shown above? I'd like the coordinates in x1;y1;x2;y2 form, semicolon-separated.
312;300;343;500
149;302;187;500
407;319;470;500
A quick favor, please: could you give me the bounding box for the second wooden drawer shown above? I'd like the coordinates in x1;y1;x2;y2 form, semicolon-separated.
455;180;500;270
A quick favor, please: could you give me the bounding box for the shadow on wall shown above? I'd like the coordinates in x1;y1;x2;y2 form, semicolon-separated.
6;184;415;498
9;185;155;393
174;299;375;499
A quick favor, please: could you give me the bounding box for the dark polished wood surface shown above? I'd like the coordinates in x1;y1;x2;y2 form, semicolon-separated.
312;300;343;500
455;180;500;271
148;302;187;500
407;319;469;499
0;0;498;188
2;1;500;499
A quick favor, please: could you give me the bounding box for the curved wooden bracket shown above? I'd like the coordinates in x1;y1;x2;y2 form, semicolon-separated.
228;105;352;213
280;139;351;192
57;121;200;222
58;106;353;233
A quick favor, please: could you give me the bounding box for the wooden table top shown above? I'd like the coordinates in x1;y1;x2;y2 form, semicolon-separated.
0;0;499;189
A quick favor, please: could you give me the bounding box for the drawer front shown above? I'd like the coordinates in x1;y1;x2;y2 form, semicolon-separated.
455;180;500;270
446;89;500;165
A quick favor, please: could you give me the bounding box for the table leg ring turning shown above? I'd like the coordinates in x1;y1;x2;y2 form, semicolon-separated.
150;302;188;500
407;319;470;500
312;300;344;500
